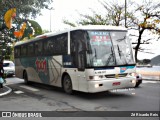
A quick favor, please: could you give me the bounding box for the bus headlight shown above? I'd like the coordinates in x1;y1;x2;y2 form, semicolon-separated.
95;84;99;88
131;80;136;84
94;83;103;88
131;73;136;76
128;73;137;77
89;75;104;80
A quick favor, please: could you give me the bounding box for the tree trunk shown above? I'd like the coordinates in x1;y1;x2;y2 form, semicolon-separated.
135;28;144;62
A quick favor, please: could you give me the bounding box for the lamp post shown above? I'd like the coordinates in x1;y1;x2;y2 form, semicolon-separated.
48;7;54;32
125;0;127;28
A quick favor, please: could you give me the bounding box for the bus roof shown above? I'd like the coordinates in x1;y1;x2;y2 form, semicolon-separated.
15;25;127;46
71;25;127;31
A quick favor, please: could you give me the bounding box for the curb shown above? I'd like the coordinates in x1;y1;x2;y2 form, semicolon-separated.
0;86;12;97
142;76;160;81
141;76;160;81
142;79;160;81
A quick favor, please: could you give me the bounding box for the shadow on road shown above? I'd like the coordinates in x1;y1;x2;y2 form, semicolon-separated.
10;81;134;100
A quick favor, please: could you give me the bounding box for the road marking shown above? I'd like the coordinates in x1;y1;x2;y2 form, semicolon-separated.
14;91;24;94
0;86;12;96
20;85;39;92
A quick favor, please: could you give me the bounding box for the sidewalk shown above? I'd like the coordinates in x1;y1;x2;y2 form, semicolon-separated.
137;70;160;81
142;75;160;81
0;85;12;97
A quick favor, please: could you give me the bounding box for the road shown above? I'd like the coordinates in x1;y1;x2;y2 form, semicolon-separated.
0;77;159;120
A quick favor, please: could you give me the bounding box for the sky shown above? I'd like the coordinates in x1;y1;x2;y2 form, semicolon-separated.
35;0;160;60
35;0;102;31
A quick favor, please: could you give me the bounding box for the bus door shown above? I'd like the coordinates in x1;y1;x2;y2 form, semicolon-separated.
76;34;88;92
70;30;87;91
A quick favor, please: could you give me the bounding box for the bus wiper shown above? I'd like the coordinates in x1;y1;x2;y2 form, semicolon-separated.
106;54;112;65
106;47;114;65
117;45;128;64
94;48;97;59
116;36;126;42
117;45;122;59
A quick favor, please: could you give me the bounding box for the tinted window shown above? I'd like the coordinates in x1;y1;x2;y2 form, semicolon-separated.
14;47;20;58
21;45;27;56
44;33;68;55
15;33;68;57
35;41;43;55
28;43;34;56
70;30;87;70
3;63;10;67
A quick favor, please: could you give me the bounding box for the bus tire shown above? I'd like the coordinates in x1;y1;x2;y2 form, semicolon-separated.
23;71;29;84
135;82;140;87
62;75;73;94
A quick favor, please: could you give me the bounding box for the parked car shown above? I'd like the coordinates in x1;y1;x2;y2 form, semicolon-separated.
3;60;15;77
135;74;142;87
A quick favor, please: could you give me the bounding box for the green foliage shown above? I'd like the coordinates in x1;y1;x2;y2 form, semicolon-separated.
63;1;129;27
0;0;53;18
130;2;160;62
28;20;42;36
78;14;109;25
63;20;76;27
42;29;50;34
0;0;52;60
137;59;151;65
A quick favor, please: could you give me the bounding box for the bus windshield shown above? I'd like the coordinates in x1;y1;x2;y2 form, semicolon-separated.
86;30;135;67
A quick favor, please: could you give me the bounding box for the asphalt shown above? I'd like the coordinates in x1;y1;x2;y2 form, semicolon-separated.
0;85;12;97
0;75;159;97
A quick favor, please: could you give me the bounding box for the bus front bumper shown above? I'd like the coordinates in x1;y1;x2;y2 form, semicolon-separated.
87;77;136;93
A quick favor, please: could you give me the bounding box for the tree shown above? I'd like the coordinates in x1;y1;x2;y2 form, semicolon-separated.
0;0;53;59
63;0;160;62
0;0;53;18
128;1;160;62
0;0;53;31
63;1;132;27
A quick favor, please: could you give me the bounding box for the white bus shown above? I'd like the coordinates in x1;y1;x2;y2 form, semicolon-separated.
14;25;137;94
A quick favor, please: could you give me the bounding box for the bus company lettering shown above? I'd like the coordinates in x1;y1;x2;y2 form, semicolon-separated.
120;67;127;73
35;58;47;74
121;67;126;71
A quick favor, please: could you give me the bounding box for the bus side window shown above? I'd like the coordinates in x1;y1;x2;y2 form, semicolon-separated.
21;45;27;56
35;42;39;55
77;32;86;71
60;34;68;54
43;40;48;55
38;42;43;55
28;43;34;56
47;40;54;54
55;36;60;54
35;42;43;56
70;30;86;71
15;47;20;58
70;32;77;67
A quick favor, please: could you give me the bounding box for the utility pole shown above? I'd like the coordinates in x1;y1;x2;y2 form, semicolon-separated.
49;7;54;32
125;0;127;28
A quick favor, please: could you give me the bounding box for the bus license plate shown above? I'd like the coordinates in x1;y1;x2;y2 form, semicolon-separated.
113;82;121;86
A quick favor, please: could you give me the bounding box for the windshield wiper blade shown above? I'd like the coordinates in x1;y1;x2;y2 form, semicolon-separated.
94;48;97;59
117;45;129;64
106;47;114;65
116;36;126;42
117;45;121;59
106;54;112;65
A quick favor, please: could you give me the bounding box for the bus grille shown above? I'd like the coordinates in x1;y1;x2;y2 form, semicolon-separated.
105;73;128;78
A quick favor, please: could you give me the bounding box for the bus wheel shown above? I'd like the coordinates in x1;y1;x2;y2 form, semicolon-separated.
63;75;73;94
23;71;29;84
